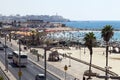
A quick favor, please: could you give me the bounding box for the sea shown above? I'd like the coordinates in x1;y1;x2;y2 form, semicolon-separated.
62;21;120;30
53;21;120;42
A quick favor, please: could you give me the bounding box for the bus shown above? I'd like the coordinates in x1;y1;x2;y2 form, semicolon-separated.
12;51;28;66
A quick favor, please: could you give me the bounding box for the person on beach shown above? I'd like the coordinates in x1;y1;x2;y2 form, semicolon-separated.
11;43;12;46
103;52;104;55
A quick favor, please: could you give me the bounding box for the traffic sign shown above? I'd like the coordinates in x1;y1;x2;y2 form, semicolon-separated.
18;71;22;77
64;65;68;71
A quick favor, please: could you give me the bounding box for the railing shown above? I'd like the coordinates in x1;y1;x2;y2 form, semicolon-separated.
59;53;118;76
0;67;10;80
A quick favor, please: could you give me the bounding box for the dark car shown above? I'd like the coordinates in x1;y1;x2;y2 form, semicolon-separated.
35;74;45;80
0;45;4;50
3;44;8;48
7;52;13;59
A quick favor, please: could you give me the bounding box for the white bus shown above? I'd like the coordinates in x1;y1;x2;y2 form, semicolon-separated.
12;51;28;66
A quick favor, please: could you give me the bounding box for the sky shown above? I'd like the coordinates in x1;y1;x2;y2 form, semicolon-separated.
0;0;120;21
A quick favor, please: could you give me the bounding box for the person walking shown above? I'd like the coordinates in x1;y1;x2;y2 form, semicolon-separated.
11;43;12;46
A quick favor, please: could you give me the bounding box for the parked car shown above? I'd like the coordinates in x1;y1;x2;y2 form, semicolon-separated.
7;52;13;59
35;74;45;80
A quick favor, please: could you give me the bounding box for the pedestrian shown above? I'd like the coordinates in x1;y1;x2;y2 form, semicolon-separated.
103;52;104;55
11;43;12;46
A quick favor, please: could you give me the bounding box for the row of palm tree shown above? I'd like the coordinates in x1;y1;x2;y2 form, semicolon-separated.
83;25;114;80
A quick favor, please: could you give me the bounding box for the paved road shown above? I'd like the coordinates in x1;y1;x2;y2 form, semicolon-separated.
0;44;60;80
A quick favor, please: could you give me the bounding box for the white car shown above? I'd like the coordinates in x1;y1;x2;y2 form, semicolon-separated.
35;74;45;80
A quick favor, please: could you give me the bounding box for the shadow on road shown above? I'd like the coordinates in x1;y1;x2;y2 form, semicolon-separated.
9;62;26;68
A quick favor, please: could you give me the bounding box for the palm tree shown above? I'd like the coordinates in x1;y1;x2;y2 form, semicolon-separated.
31;30;36;46
101;25;114;80
83;32;96;79
9;32;11;42
35;30;40;45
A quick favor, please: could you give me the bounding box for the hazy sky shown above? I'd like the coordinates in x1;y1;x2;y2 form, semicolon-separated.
1;0;120;20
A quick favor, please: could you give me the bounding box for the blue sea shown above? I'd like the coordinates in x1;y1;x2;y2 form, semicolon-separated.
62;21;120;29
55;21;120;42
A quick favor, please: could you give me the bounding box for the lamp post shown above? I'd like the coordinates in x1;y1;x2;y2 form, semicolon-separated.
18;39;22;80
4;33;8;72
43;44;51;80
43;44;47;80
84;46;86;54
79;46;81;59
67;53;72;67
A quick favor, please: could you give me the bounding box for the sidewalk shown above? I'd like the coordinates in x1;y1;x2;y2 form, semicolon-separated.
0;59;16;80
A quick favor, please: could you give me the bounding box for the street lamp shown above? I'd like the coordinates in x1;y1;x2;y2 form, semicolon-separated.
4;33;8;72
67;53;72;67
43;44;47;80
84;46;86;54
18;39;22;80
43;44;51;80
79;46;81;60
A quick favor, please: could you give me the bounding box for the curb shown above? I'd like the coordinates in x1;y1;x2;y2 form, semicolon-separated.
60;53;118;76
0;61;16;80
28;58;63;80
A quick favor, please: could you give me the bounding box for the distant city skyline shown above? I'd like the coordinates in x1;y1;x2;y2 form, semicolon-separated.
0;0;120;21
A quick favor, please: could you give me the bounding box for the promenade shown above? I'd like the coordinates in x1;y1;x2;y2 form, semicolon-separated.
1;38;120;80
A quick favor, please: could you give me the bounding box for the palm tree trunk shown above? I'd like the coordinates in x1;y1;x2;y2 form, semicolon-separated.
89;49;92;79
105;42;109;80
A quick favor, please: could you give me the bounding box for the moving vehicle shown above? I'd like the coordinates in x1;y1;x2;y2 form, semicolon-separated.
7;52;13;59
35;74;45;80
12;51;28;66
